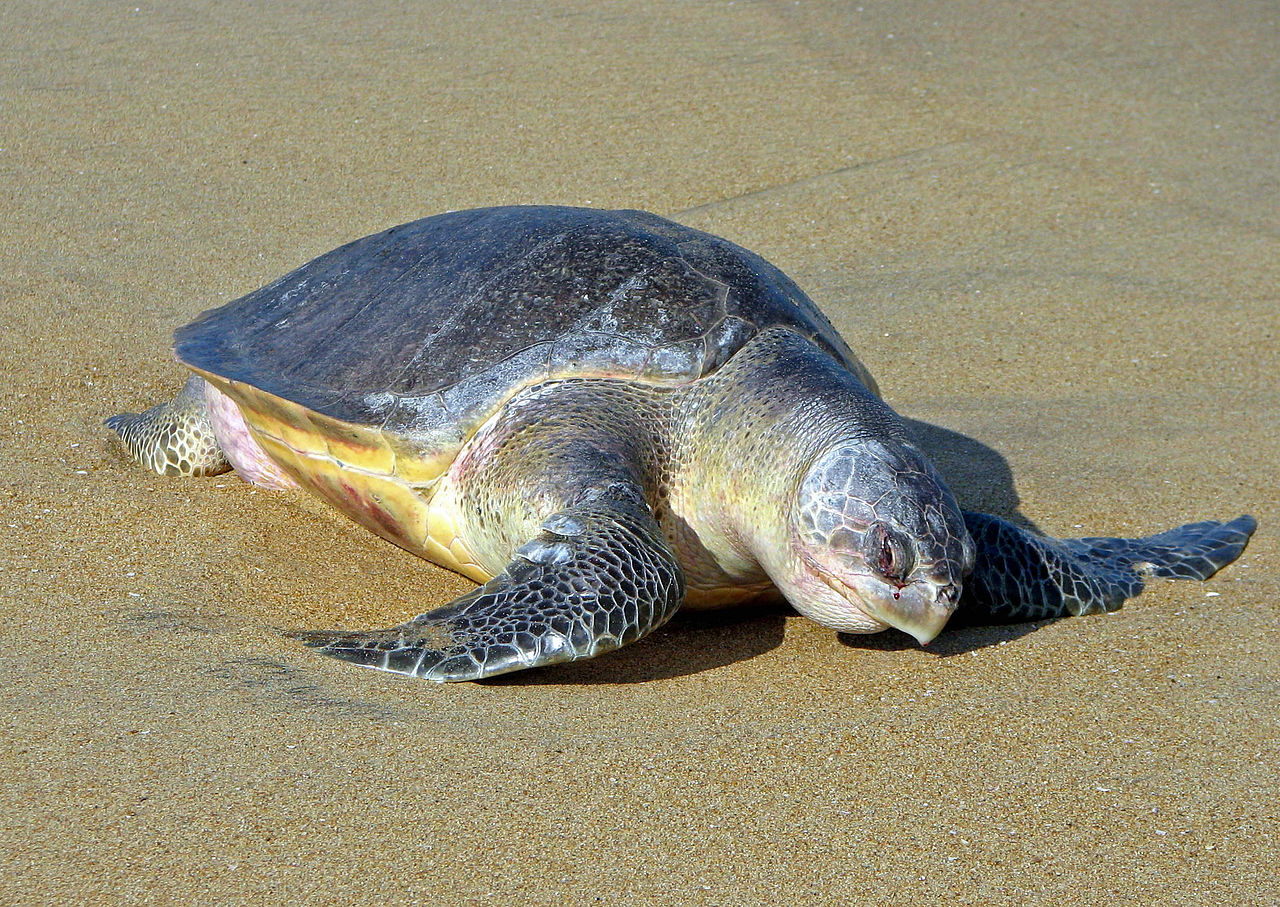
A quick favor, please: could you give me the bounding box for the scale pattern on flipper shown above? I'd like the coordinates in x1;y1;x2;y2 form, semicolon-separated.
1062;516;1257;581
955;512;1256;625
294;487;685;681
105;375;230;477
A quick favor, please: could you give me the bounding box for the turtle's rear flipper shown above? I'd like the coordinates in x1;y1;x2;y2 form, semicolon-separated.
954;512;1256;625
106;375;230;477
292;487;685;682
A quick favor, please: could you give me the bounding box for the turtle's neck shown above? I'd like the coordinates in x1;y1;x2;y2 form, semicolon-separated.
668;327;916;587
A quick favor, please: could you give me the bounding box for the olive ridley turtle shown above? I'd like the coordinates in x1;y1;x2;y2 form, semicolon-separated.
107;206;1256;681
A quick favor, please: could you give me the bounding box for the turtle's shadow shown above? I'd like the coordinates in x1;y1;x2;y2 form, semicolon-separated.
493;419;1047;684
837;620;1046;657
902;417;1039;533
485;601;791;686
493;605;1046;686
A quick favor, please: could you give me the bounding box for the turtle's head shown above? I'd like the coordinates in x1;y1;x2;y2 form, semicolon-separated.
774;439;975;644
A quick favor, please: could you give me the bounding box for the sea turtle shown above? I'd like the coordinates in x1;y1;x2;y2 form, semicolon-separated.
107;206;1256;682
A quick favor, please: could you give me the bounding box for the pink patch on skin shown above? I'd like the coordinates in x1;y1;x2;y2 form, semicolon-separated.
203;382;300;490
338;479;410;547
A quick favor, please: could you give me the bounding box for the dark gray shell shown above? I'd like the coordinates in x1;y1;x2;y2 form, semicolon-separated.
175;206;868;436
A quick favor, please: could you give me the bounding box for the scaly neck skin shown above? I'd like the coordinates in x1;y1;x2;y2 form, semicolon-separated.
677;329;913;589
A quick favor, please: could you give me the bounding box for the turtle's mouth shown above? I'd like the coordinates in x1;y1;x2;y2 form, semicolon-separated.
810;567;890;631
809;561;956;645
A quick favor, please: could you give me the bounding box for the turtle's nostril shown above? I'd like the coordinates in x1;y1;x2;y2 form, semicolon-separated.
934;582;961;608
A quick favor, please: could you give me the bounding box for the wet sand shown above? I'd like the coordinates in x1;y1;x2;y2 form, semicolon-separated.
2;2;1276;904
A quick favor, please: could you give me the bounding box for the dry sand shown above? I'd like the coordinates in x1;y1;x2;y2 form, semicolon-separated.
2;1;1276;904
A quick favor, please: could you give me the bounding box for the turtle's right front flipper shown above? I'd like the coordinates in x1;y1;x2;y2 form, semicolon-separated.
954;512;1256;625
293;487;685;682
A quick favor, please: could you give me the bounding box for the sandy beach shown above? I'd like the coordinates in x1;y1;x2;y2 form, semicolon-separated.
2;1;1276;904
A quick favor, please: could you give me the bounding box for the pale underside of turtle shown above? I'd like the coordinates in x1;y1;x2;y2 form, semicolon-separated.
107;206;1256;682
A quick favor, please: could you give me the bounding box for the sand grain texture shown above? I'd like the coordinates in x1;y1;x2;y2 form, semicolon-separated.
2;2;1276;905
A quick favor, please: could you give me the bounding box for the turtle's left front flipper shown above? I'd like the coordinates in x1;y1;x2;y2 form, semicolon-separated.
954;512;1256;625
292;486;685;682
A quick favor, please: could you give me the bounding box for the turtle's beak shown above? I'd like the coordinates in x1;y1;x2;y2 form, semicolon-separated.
870;579;960;645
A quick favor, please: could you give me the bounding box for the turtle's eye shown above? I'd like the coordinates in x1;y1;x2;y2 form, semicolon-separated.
868;524;912;584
